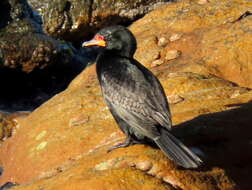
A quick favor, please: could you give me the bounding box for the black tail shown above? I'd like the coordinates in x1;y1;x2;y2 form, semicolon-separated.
154;129;202;168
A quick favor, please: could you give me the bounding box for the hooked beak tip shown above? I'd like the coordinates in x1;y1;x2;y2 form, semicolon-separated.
82;41;90;47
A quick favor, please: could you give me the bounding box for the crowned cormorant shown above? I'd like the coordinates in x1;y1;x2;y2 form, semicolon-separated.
82;25;202;168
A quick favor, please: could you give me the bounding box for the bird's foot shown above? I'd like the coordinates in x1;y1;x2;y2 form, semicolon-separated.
107;138;141;153
107;142;130;153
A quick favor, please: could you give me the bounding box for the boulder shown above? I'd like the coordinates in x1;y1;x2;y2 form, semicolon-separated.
130;0;252;88
0;0;252;189
27;0;170;42
0;0;90;111
0;111;25;142
0;64;251;189
0;0;87;72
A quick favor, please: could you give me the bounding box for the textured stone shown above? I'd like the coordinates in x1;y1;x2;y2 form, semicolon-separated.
169;33;182;42
0;112;13;141
135;161;153;171
158;37;169;47
0;0;91;111
0;64;250;189
197;0;209;5
165;49;181;60
27;0;170;42
151;59;164;67
0;1;252;189
0;111;28;142
131;0;252;88
0;0;87;72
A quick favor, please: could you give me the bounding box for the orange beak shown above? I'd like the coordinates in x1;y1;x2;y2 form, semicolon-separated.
82;35;106;47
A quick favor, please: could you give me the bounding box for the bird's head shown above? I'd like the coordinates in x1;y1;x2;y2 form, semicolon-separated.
82;25;137;57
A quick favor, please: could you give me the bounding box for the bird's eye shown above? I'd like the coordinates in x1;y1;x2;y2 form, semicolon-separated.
94;34;105;41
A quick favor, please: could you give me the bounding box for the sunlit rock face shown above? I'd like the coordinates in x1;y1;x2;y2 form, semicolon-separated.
27;0;170;43
0;0;252;190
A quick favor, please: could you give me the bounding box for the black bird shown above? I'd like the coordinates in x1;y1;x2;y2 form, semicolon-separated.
82;25;202;168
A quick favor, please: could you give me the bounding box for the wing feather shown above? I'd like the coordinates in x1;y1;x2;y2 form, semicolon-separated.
99;58;172;135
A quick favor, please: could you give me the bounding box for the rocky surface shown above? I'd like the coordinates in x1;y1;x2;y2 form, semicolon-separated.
0;0;87;72
130;0;252;88
0;0;91;111
0;0;251;190
0;111;30;142
0;112;15;141
0;63;251;189
27;0;170;43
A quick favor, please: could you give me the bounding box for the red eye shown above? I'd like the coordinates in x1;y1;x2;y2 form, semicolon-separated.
94;35;105;41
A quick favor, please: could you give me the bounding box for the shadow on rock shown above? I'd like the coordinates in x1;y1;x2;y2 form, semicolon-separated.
173;101;252;190
0;1;11;28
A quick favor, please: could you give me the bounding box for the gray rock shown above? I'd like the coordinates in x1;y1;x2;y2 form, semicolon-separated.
27;0;171;42
0;0;92;112
0;0;88;72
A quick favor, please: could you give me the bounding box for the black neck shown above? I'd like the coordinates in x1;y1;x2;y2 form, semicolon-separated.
103;49;134;58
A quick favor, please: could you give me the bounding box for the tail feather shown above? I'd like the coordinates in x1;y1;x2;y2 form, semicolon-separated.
154;130;202;168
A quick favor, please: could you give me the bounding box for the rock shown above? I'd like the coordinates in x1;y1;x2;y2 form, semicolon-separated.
0;111;26;142
0;0;90;73
27;0;171;43
0;0;92;111
151;59;164;67
0;112;12;141
167;95;184;104
169;33;182;42
135;161;153;171
0;0;251;189
158;37;169;47
69;114;89;127
134;35;161;66
0;32;84;72
197;0;209;5
165;49;181;60
0;63;250;189
130;0;252;88
0;0;86;72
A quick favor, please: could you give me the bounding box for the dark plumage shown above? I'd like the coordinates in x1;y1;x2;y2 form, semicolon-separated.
82;25;202;168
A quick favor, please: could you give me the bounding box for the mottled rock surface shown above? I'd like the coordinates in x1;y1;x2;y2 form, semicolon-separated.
0;111;30;142
0;0;90;111
27;0;170;42
0;112;14;141
130;0;252;88
0;0;252;189
0;0;86;72
0;64;251;189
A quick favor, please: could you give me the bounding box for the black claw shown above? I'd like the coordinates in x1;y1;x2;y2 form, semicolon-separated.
107;136;134;152
107;143;127;152
107;140;131;153
107;136;143;153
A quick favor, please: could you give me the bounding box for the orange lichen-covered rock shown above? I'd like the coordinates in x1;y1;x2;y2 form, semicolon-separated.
0;63;251;190
131;0;252;88
1;0;252;189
